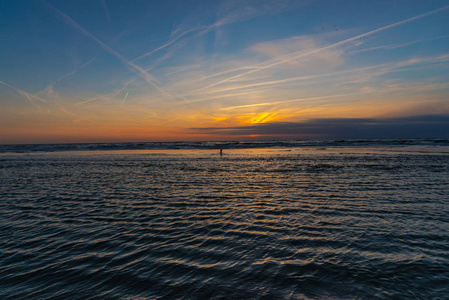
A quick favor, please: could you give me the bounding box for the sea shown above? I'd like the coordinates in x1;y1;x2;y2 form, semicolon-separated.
1;139;448;299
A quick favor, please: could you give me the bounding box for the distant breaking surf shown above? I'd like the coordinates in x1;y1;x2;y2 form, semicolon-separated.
1;138;449;153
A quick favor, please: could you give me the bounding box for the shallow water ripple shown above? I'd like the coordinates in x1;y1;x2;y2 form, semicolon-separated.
1;151;449;299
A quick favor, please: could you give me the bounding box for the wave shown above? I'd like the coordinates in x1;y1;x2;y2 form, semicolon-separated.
1;146;448;298
1;138;449;153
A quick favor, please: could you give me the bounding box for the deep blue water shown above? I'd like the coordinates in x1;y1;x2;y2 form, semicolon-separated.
1;146;449;299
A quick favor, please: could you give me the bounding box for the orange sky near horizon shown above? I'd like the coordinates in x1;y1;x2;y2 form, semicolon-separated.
1;1;448;143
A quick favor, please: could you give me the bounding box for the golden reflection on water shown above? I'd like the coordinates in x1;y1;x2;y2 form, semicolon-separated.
2;145;449;157
1;146;448;299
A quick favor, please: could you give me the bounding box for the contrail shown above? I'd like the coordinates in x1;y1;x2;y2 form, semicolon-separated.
101;0;110;24
220;92;369;110
130;2;282;64
44;2;171;97
130;0;297;64
45;2;194;106
220;80;449;111
35;57;96;96
77;79;133;105
194;5;449;93
1;77;80;117
121;92;129;105
189;65;384;97
189;53;449;97
131;26;200;63
0;80;46;108
347;34;449;54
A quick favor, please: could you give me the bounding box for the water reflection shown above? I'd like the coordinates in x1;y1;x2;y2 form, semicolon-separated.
0;150;448;298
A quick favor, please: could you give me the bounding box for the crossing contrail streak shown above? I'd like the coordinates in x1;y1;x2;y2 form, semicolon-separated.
0;80;46;108
121;92;129;105
193;5;449;93
43;2;178;100
45;2;195;107
130;27;200;63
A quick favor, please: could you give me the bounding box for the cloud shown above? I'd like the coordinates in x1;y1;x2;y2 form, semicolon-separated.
0;80;46;108
130;26;199;63
45;1;198;108
0;80;81;118
181;53;449;109
191;115;449;139
35;57;96;97
44;2;169;97
77;78;134;105
101;0;110;24
249;35;344;71
121;92;129;106
191;4;449;93
132;0;312;63
346;34;449;55
209;0;311;31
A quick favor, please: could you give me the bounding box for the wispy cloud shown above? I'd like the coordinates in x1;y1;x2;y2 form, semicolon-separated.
2;1;448;143
191;115;449;139
121;92;129;105
191;4;449;93
347;34;449;55
206;0;312;34
182;53;449;106
220;92;370;110
77;78;134;105
44;2;169;97
0;80;46;108
131;26;200;63
101;0;110;24
132;0;312;63
218;81;449;111
162;64;203;78
35;57;96;97
0;79;80;118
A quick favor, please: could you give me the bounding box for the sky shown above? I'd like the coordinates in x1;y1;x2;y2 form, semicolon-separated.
1;0;448;144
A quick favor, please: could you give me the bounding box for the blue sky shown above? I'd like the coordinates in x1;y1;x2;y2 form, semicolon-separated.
1;0;448;143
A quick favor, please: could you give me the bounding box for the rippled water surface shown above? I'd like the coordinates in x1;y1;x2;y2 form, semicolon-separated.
1;147;449;299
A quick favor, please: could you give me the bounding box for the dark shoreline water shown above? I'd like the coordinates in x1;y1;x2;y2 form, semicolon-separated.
1;138;449;153
1;147;449;299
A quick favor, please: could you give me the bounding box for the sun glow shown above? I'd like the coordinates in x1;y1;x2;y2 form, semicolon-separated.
247;112;279;124
0;1;448;143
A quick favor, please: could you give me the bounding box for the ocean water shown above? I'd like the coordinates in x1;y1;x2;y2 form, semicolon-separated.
1;138;448;153
1;144;449;299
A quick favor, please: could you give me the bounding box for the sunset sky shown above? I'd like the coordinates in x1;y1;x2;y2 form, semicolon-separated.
1;0;448;144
